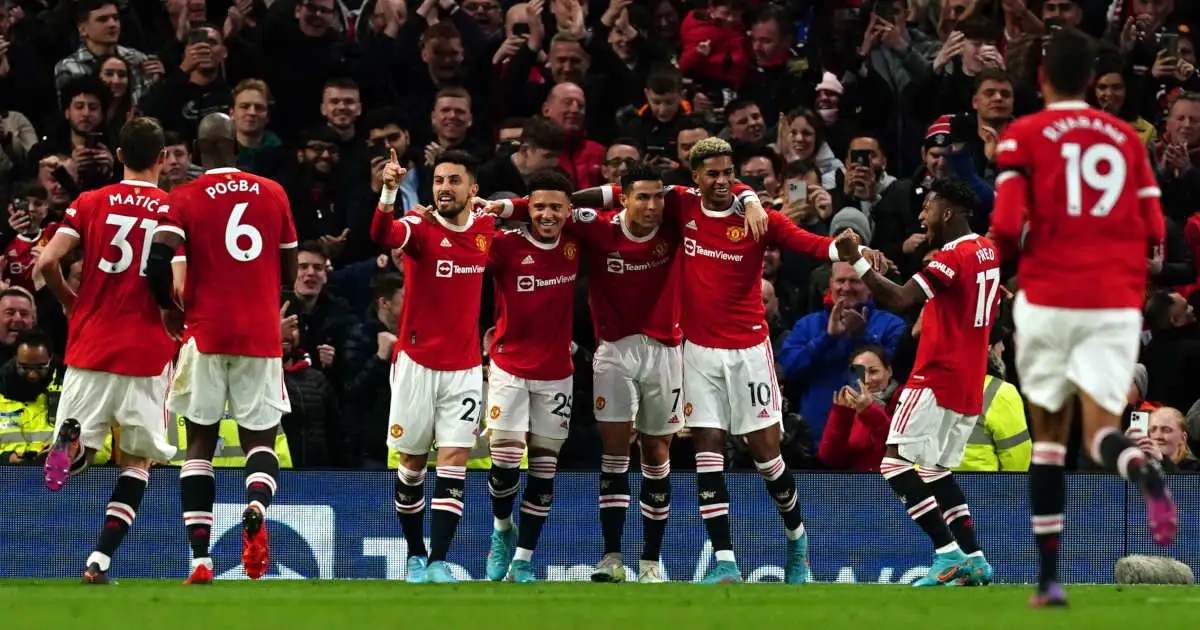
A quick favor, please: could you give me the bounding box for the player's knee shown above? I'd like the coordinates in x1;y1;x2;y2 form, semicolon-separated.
396;464;426;487
489;430;526;448
435;447;470;468
119;454;152;471
490;431;525;470
690;428;725;453
917;466;950;484
399;452;430;472
597;421;634;452
639;435;671;467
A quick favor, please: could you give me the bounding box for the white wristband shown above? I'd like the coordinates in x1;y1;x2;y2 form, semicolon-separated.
852;258;872;277
379;187;397;206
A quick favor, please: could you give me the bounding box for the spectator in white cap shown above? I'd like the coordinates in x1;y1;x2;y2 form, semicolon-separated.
815;72;853;159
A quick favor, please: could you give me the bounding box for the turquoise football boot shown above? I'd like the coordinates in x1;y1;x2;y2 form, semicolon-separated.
486;527;517;581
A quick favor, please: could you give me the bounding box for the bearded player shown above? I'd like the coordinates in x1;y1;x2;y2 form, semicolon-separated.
480;170;580;583
834;180;997;587
573;138;888;583
991;27;1175;607
37;117;178;584
491;164;684;583
371;148;512;584
146;113;298;583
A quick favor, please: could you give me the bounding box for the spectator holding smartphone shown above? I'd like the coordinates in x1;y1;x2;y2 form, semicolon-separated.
819;345;899;471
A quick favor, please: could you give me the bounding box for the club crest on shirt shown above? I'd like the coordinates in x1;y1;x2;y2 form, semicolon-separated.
595;396;606;410
389;424;404;439
684;402;693;417
475;234;488;252
652;241;668;258
489;405;501;420
563;242;578;260
726;226;745;243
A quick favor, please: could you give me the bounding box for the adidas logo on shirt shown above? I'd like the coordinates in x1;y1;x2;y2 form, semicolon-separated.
686;220;698;230
521;255;534;265
440;238;452;247
758;408;770;418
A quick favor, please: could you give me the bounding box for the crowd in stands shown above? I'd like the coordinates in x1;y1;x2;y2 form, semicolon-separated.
0;0;1198;472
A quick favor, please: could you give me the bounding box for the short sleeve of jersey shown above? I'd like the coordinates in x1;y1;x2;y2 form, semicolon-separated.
398;212;426;254
158;189;190;239
914;248;961;299
994;124;1032;185
59;193;88;238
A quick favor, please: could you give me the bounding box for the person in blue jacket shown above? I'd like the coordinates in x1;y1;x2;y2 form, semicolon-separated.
778;261;906;444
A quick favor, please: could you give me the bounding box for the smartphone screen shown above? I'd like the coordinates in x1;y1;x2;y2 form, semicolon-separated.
1161;34;1180;57
850;364;867;385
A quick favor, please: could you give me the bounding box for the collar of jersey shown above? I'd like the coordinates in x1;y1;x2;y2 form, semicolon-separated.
205;167;241;175
942;232;979;250
120;179;158;188
434;209;474;232
618;210;658;243
520;224;559;249
1046;100;1089;111
701;198;737;218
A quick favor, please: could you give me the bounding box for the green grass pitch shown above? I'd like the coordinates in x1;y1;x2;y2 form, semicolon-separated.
2;582;1197;630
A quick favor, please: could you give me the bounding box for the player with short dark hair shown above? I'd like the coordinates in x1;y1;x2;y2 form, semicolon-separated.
833;178;998;587
146;112;299;585
371;147;512;584
480;169;580;583
36;116;178;584
571;137;887;584
991;26;1176;607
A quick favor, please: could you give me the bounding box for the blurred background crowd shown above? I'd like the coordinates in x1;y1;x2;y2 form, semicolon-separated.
0;0;1198;473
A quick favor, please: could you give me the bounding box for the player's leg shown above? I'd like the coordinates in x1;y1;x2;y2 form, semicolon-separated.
633;340;682;583
590;339;637;582
483;364;529;581
423;364;484;584
45;367;110;491
165;340;225;583
734;341;808;584
1011;293;1074;605
881;388;965;586
83;455;150;584
386;354;438;583
1026;401;1071;605
925;414;991;586
227;353;291;580
506;375;572;583
83;369;179;584
683;342;739;584
1068;310;1177;546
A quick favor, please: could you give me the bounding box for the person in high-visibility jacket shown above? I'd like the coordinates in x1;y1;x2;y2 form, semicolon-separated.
168;410;292;468
0;368;113;465
954;342;1032;472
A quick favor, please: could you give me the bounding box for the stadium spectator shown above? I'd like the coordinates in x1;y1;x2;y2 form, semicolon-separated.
1142;290;1200;413
0;287;36;366
345;272;403;469
953;329;1032;472
289;242;367;398
281;305;345;468
54;0;152;106
819;345;897;472
1135;407;1200;473
161;131;201;189
477;115;565;197
0;329;85;465
779;261;906;443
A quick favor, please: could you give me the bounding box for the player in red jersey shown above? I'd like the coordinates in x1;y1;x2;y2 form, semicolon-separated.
834;179;998;587
144;113;298;584
990;27;1176;607
491;164;684;583
34;118;178;584
479;170;580;583
371;148;511;584
573;138;888;584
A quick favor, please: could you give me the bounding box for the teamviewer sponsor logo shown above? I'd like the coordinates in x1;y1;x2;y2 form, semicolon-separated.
436;260;453;277
683;237;743;262
517;275;536;292
606;256;624;274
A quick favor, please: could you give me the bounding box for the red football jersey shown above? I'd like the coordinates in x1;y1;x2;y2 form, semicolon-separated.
598;184;835;349
156;168;298;358
992;101;1165;310
488;226;580;380
371;207;501;371
58;180;175;376
500;199;683;346
908;234;1000;415
3;224;58;293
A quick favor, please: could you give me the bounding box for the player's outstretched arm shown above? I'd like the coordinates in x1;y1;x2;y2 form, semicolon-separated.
147;229;184;311
571;186;619;209
370;149;414;248
833;230;925;311
35;229;81;314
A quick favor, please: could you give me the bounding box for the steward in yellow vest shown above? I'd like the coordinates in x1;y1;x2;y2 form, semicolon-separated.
0;367;112;465
168;410;292;468
954;375;1032;472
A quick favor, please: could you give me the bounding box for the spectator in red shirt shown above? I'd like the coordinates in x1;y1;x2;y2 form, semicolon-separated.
679;0;749;95
819;345;900;471
542;82;604;188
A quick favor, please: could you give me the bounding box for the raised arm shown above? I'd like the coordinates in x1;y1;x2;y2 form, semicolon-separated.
571;185;620;210
371;149;418;250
